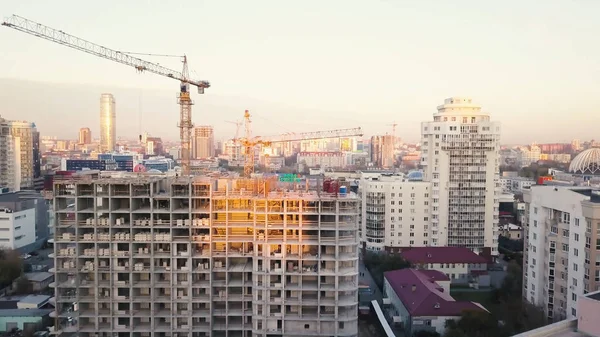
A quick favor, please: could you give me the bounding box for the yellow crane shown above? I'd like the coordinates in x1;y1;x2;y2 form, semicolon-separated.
2;15;210;175
236;110;364;177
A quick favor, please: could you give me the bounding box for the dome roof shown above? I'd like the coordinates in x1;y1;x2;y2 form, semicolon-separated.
407;170;424;181
569;148;600;174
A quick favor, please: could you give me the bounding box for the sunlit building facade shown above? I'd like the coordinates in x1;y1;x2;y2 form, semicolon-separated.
421;97;501;255
99;94;116;153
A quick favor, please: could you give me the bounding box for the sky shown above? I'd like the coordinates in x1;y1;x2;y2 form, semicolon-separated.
1;0;599;144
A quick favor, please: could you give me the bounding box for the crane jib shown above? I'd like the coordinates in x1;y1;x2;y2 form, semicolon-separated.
2;14;210;176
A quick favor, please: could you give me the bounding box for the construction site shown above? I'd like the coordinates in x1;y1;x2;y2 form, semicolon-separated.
50;170;360;337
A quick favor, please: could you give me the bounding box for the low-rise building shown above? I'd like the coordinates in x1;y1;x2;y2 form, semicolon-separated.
500;176;535;193
499;223;523;240
399;247;490;286
0;295;53;333
382;268;487;336
0;191;49;252
22;272;54;292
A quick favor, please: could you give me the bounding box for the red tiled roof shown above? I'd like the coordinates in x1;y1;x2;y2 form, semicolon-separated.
400;247;488;264
417;269;451;281
384;269;486;317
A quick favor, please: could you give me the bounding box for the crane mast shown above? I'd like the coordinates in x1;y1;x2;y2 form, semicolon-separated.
236;110;363;177
2;15;210;175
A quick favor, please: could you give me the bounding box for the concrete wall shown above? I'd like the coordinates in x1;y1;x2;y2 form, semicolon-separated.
577;294;600;336
0;315;43;332
413;315;458;335
421;262;487;285
383;278;412;333
0;208;36;250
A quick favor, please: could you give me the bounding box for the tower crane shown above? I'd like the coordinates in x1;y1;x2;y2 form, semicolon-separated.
2;15;210;175
225;120;243;141
235;110;363;177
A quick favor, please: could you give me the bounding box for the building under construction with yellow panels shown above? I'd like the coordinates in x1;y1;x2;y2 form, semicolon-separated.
50;172;359;337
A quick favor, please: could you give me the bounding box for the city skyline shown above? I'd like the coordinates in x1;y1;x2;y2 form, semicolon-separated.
1;0;599;144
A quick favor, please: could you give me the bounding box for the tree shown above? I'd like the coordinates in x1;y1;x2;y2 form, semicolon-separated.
14;276;31;295
0;249;22;289
413;330;441;337
363;251;411;289
444;311;499;337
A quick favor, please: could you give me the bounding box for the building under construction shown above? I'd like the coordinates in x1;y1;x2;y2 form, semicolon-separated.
50;171;359;337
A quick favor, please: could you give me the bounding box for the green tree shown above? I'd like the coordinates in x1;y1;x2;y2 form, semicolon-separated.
363;251;411;289
413;330;441;337
0;249;22;289
444;311;499;337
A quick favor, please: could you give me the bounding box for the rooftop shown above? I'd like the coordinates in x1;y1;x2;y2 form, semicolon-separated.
400;247;488;265
24;272;53;283
18;294;50;307
0;308;52;318
384;269;485;317
416;269;451;282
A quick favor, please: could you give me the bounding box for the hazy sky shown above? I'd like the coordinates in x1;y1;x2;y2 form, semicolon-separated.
1;0;599;143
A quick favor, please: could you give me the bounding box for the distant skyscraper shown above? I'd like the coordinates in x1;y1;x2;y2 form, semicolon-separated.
192;125;214;159
79;127;92;144
0;115;37;191
99;93;116;153
421;97;501;255
370;135;394;168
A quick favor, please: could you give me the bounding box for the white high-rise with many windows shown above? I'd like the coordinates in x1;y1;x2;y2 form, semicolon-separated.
420;97;501;255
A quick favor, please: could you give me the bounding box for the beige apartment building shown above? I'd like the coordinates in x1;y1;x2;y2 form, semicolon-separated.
50;172;359;337
523;186;600;322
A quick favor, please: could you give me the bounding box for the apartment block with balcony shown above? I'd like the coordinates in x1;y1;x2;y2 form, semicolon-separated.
421;97;501;256
359;173;431;251
522;186;600;322
50;173;359;337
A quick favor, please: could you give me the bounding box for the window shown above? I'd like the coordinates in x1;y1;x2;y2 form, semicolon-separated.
574;248;578;257
573;263;578;272
572;308;577;316
532;258;536;266
573;278;578;286
562;229;569;237
562;243;569;252
575;233;580;242
575;218;580;226
534;220;537;227
534;207;538;214
563;212;571;224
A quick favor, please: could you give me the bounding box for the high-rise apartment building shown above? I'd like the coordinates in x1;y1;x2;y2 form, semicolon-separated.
421;97;501;255
193;126;215;159
0;115;38;191
523;149;600;322
100;94;116;153
51;173;359;337
522;186;600;322
79;127;92;144
369;135;394;168
360;173;431;251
